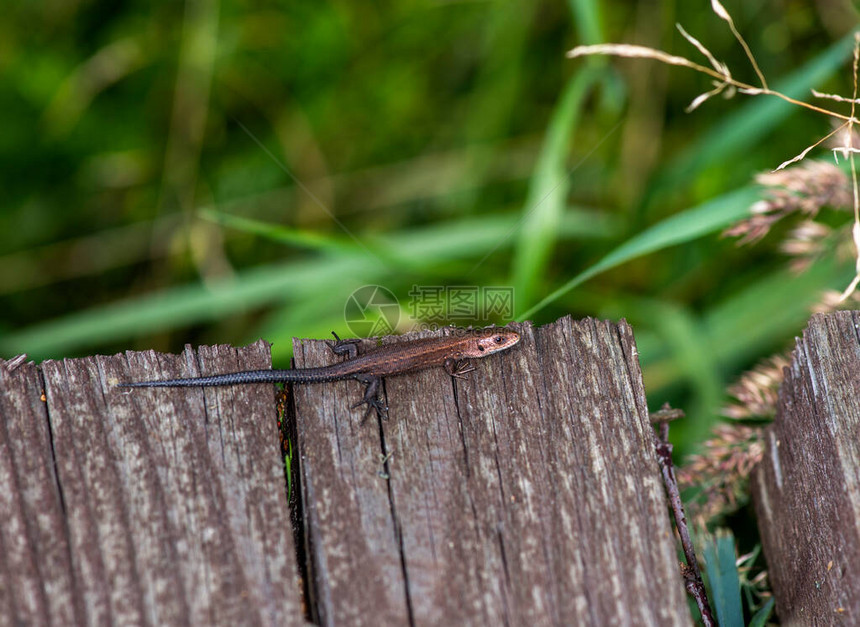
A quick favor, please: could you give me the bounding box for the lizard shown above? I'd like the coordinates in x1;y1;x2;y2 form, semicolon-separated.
118;327;521;421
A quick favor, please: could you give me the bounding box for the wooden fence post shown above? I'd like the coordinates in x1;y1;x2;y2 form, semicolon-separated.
753;311;860;623
0;340;302;625
292;317;689;625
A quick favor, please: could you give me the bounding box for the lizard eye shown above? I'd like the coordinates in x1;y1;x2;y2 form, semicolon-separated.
494;335;504;344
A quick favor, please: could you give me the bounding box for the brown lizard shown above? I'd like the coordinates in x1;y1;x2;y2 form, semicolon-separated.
119;327;521;420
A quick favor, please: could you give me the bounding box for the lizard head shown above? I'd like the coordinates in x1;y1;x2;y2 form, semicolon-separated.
461;327;521;358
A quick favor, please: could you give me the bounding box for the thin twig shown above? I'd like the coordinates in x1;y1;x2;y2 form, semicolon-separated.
812;89;860;104
775;123;846;171
653;416;715;627
649;406;686;423
850;34;859;229
839;34;860;300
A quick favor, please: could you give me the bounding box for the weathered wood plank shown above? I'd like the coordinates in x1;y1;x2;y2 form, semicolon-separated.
752;311;860;623
0;341;303;626
293;316;690;625
0;357;80;625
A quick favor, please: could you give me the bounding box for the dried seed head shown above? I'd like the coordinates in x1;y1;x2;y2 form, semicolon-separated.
780;220;833;273
678;423;765;522
722;354;790;420
724;161;851;244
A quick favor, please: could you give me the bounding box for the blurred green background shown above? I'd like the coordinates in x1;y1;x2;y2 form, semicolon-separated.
1;0;858;451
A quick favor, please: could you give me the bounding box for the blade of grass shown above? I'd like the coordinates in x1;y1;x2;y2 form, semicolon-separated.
567;0;603;46
630;299;724;444
199;208;364;256
512;66;605;308
634;254;850;451
636;253;846;382
204;205;618;268
381;208;616;262
3;209;618;359
515;185;760;320
748;597;775;627
702;530;744;627
702;253;847;365
2;255;380;359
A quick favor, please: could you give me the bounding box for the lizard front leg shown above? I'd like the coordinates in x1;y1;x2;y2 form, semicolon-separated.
444;358;475;380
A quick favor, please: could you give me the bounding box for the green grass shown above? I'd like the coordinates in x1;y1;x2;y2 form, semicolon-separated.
702;530;744;627
3;4;858;621
1;1;856;467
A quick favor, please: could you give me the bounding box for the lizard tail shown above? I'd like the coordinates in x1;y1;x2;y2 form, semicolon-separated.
117;366;353;388
117;369;297;387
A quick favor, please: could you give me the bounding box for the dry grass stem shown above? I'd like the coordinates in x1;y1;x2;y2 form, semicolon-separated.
676;23;729;78
709;0;768;90
812;89;860;104
775;124;846;171
687;83;725;113
838;34;860;300
566;44;711;75
570;5;860;297
568;14;852;123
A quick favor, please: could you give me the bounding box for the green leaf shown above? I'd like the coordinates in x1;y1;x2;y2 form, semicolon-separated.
567;0;603;46
516;185;760;320
3;210;617;359
628;299;724;444
702;253;848;365
512;66;605;308
632;255;850;451
702;530;744;627
2;255;381;359
748;597;775;627
199;208;365;257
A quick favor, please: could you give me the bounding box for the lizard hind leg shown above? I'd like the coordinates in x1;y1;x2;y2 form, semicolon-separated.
328;331;362;360
352;375;387;423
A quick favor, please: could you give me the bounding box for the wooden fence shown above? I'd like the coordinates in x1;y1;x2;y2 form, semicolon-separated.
4;313;858;624
0;341;299;625
752;311;860;624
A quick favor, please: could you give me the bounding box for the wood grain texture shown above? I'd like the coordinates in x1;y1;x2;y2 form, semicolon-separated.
752;311;860;624
0;340;303;626
292;316;689;626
